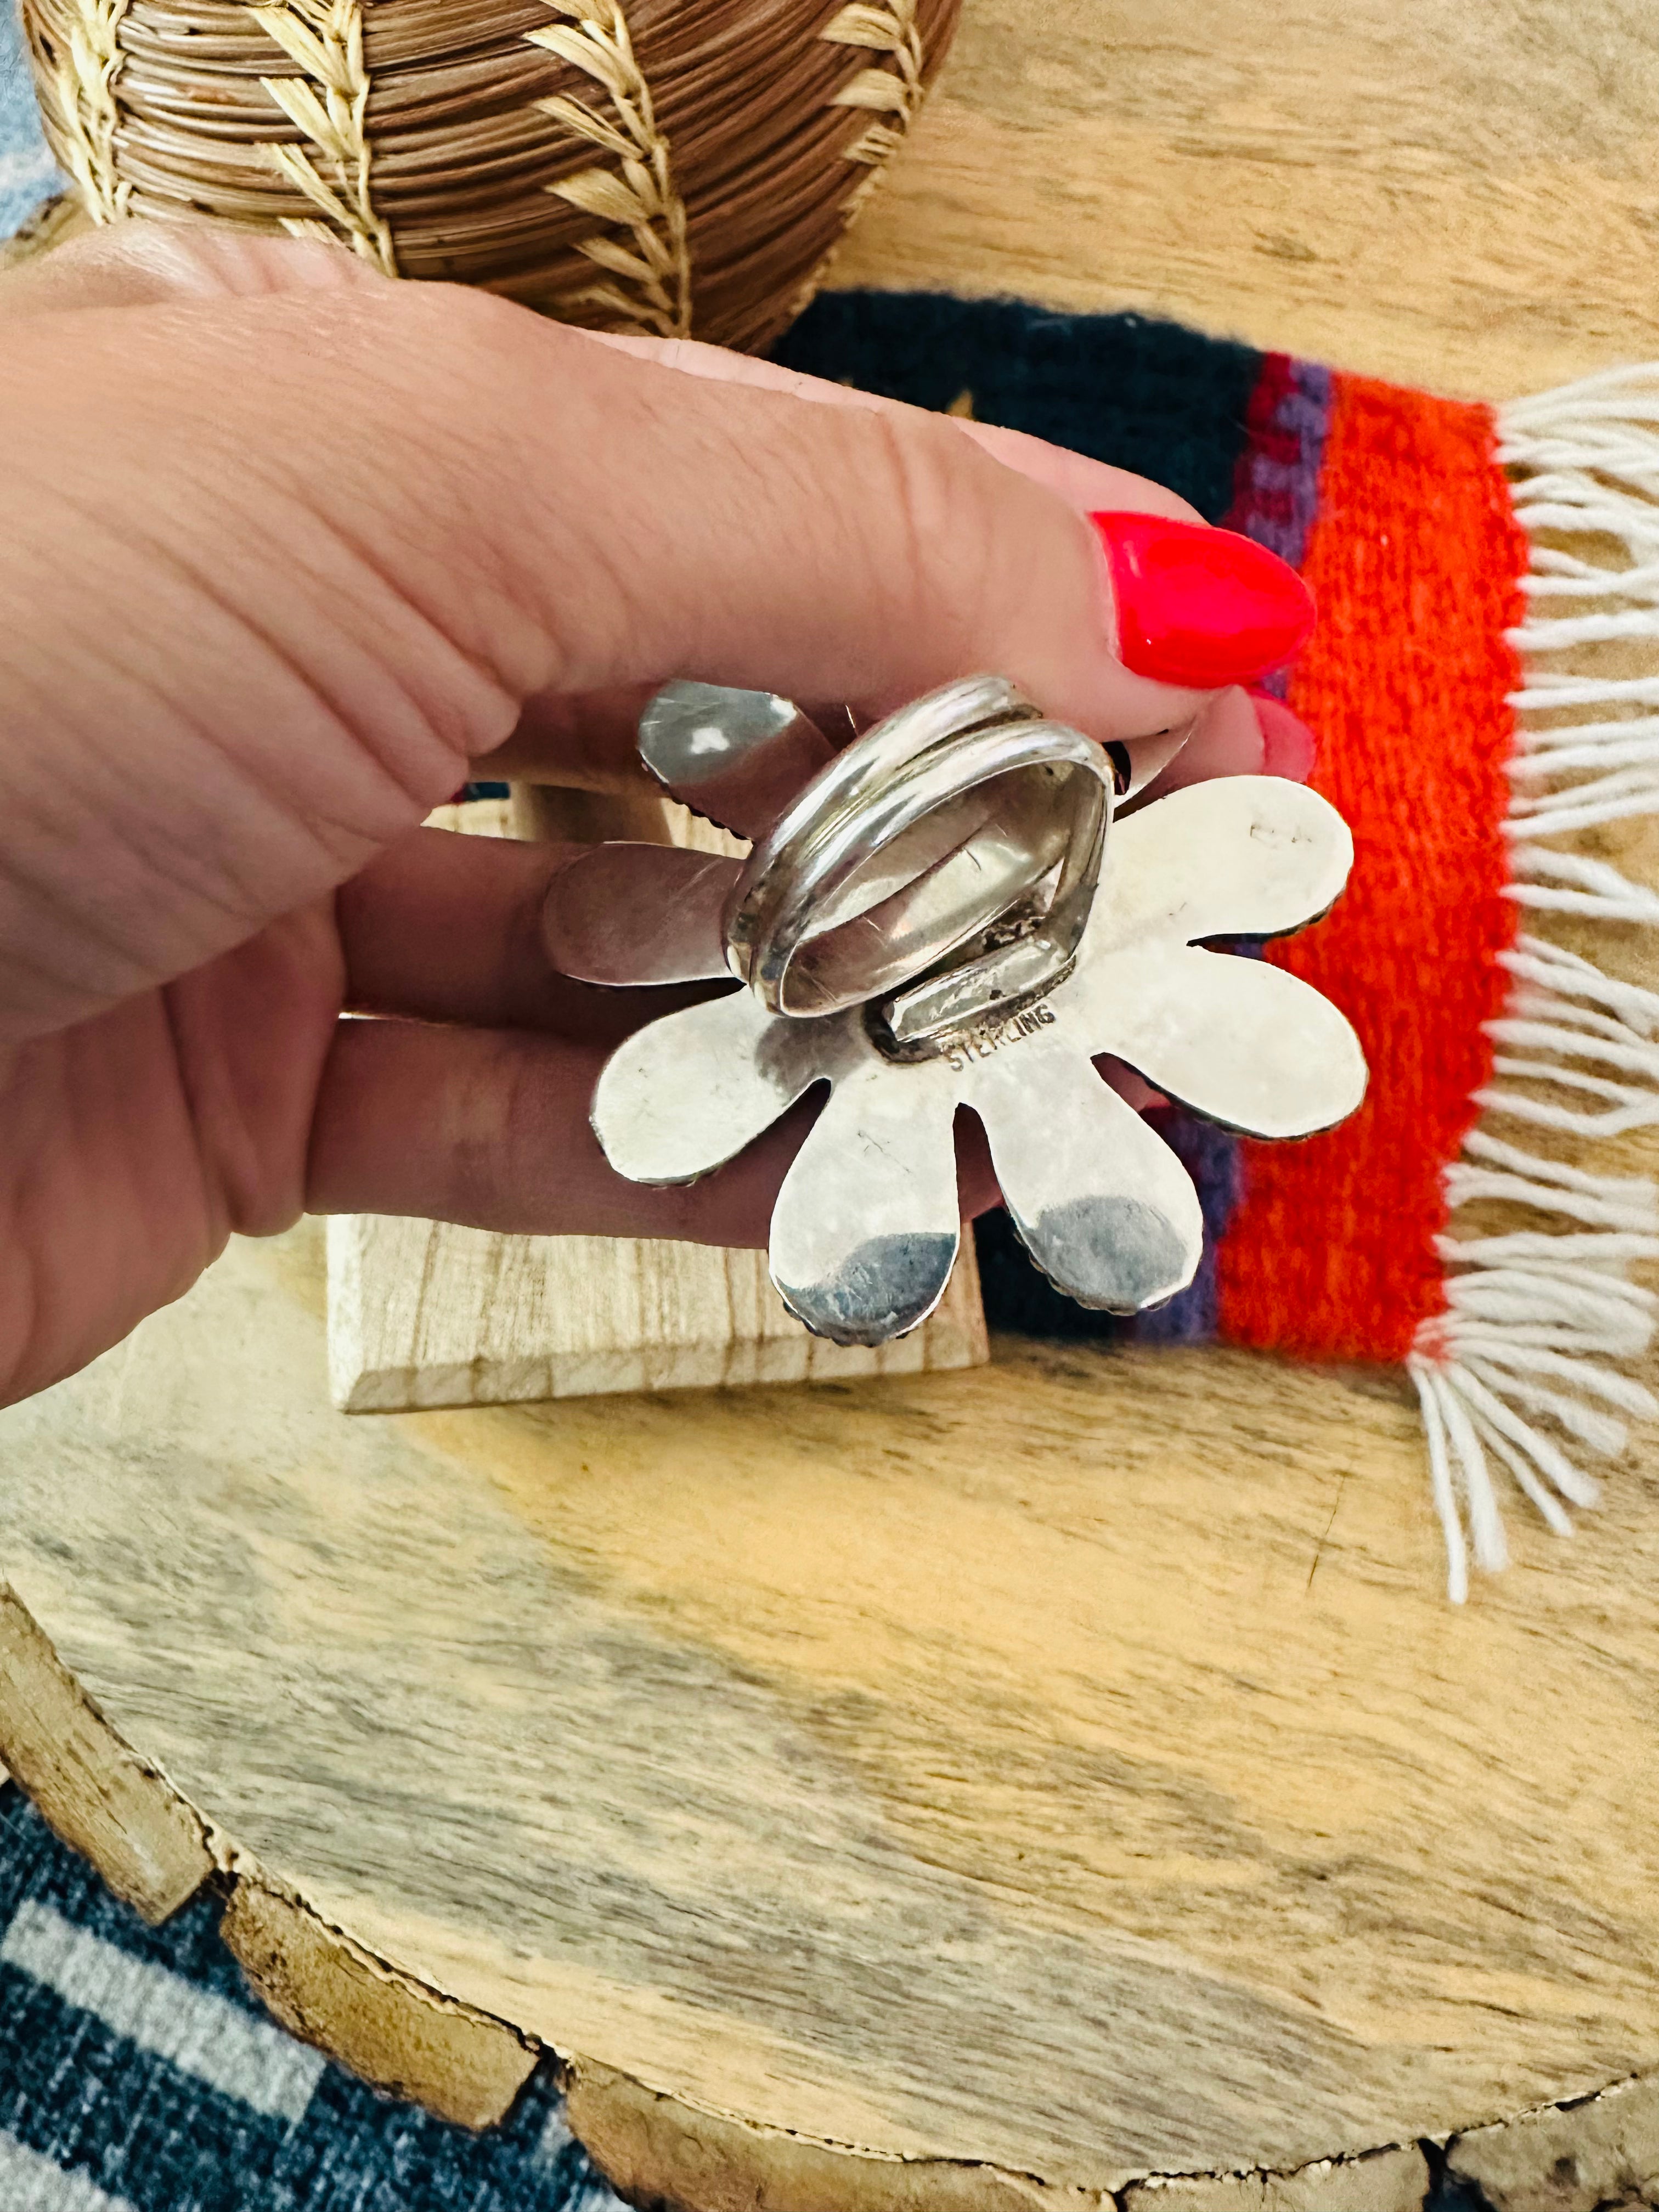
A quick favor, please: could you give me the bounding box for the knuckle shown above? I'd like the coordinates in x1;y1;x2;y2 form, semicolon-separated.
849;406;1006;661
349;279;525;407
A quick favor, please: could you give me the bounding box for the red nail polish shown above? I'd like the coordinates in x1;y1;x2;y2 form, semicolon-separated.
1089;512;1315;689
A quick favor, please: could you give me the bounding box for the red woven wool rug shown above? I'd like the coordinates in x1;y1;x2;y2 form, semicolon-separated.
1224;365;1659;1596
781;299;1659;1600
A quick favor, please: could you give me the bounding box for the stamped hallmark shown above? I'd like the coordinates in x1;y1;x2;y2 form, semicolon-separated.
944;1001;1057;1072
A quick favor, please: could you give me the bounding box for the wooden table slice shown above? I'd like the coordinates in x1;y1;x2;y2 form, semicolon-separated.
830;0;1659;399
3;1214;1659;2210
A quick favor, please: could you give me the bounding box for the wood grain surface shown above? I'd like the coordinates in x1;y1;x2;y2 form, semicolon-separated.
828;0;1659;399
4;1214;1659;2196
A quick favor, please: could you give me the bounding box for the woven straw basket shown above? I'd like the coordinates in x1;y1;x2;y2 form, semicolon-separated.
20;0;961;350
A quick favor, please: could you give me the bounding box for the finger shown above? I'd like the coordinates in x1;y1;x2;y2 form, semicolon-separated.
2;236;1184;535
7;243;1281;827
487;678;1305;833
337;826;727;1037
484;329;1221;792
1134;687;1263;802
473;684;662;792
3;280;1310;1039
1131;686;1317;805
583;341;1317;791
0;223;379;317
308;1015;793;1244
582;330;1203;527
452;313;1212;740
342;820;1268;1151
306;1018;1003;1241
1252;692;1319;780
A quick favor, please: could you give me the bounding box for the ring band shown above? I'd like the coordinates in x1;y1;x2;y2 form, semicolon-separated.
720;676;1116;1044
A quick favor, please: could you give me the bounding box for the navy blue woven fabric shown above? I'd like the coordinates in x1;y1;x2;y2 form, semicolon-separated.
0;1785;623;2212
775;289;1261;530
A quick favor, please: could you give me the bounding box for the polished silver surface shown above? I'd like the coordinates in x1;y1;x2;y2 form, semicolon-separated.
557;679;1105;998
541;843;740;988
591;771;1368;1346
636;681;834;840
723;678;1115;1033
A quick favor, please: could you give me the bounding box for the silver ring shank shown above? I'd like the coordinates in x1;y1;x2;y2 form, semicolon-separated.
722;678;1115;1041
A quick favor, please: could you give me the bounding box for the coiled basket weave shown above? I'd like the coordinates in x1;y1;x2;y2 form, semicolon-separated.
20;0;960;349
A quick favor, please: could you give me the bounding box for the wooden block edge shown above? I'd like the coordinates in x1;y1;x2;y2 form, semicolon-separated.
0;1582;215;1921
326;1209;990;1414
220;1875;538;2130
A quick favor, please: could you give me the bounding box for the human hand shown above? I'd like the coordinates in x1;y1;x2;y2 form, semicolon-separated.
0;226;1313;1404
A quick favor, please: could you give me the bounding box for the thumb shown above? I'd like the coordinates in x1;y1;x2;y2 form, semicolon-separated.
0;278;1310;1036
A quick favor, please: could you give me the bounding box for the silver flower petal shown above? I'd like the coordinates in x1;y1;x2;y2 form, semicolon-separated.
768;1060;963;1345
964;1039;1205;1312
592;989;867;1186
1084;941;1368;1138
544;844;740;988
590;770;1365;1339
636;681;836;840
1087;775;1354;956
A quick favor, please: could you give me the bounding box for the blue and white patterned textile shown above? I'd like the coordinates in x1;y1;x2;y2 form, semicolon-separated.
2;0;58;235
0;1787;624;2212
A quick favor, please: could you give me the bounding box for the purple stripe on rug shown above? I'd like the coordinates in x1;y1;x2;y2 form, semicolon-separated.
1130;354;1334;1343
1228;354;1335;696
1131;1108;1245;1344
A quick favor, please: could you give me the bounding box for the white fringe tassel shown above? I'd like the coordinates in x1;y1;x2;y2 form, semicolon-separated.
1410;365;1659;1599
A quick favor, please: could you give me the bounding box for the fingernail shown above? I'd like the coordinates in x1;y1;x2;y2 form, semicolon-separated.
1248;690;1318;783
1088;512;1315;689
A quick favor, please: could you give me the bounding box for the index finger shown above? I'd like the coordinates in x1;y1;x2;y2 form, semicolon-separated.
582;329;1203;524
476;328;1203;793
2;274;1314;1035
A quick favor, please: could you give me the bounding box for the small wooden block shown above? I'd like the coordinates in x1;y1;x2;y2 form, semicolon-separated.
329;1215;988;1410
325;787;991;1412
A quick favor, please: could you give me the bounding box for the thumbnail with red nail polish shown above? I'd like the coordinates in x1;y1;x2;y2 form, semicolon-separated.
1089;512;1315;689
